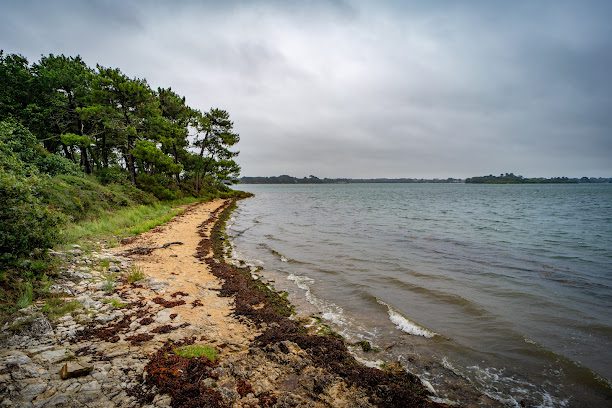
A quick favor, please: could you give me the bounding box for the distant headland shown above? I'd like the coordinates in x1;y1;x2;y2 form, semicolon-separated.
240;174;611;184
240;175;463;184
464;173;612;184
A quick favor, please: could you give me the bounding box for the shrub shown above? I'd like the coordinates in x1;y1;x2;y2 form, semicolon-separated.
0;171;60;265
0;120;78;176
95;166;130;185
136;173;180;200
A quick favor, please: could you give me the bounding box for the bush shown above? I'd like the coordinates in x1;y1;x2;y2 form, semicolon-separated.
36;153;80;176
0;171;60;265
41;174;156;223
136;173;180;200
0;120;78;176
95;166;130;185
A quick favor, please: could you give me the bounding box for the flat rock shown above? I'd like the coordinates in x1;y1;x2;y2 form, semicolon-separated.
59;361;93;380
37;349;73;364
2;351;32;366
21;382;47;402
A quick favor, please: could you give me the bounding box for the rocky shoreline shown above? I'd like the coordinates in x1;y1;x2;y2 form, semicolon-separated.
1;198;449;407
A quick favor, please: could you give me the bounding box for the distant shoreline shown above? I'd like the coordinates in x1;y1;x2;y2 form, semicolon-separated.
239;175;612;185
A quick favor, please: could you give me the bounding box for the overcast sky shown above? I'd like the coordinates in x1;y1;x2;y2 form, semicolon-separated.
1;0;611;178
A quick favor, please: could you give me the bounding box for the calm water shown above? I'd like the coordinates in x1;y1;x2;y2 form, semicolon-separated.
227;184;612;407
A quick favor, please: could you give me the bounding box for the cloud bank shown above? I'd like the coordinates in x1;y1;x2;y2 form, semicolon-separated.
2;0;611;177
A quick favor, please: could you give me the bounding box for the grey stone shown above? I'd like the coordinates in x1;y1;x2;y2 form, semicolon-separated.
65;382;81;394
143;278;168;293
20;382;47;401
79;380;101;393
91;371;108;383
37;349;73;364
8;315;53;338
96;310;122;324
33;392;67;407
152;394;172;407
154;309;173;324
76;295;102;309
48;284;73;296
3;351;32;366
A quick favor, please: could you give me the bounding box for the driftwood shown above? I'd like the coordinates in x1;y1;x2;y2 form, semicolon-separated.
120;241;184;256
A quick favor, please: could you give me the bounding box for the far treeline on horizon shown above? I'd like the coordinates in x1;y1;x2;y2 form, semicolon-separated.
240;173;612;184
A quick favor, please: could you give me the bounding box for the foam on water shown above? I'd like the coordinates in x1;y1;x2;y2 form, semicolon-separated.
285;273;380;340
377;299;437;338
287;273;350;328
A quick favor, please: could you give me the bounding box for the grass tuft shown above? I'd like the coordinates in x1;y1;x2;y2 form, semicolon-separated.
102;298;127;309
126;266;145;284
16;281;33;309
42;298;81;320
173;344;218;361
102;273;116;293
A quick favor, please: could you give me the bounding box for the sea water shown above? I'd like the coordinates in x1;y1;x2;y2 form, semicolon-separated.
227;183;612;407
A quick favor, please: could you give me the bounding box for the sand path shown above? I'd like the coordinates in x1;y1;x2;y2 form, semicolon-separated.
115;199;256;354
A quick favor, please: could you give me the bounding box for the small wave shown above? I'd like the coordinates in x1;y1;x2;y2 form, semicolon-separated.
260;243;305;264
287;274;351;328
377;299;437;338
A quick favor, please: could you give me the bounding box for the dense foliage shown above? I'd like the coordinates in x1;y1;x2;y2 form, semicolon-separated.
0;50;243;295
0;51;241;196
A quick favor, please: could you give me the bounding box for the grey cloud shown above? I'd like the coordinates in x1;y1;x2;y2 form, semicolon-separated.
0;0;610;178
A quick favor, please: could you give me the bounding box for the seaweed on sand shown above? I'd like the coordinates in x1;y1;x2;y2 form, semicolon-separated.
144;338;225;408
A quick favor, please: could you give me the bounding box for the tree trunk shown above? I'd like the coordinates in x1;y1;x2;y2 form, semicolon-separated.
101;134;108;168
127;153;136;184
80;146;92;174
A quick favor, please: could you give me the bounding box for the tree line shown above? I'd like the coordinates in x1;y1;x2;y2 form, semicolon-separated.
240;175;463;184
1;51;241;199
465;173;611;184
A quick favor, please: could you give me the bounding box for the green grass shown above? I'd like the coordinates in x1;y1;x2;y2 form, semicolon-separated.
59;197;202;248
42;298;81;320
15;281;33;309
42;174;156;224
173;344;218;361
102;298;127;309
126;266;145;284
101;273;117;293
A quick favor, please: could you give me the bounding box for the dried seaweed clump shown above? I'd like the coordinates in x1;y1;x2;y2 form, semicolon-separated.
145;339;225;408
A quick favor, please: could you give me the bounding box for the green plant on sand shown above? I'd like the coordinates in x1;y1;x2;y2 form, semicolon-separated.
126;266;145;284
102;298;127;309
173;344;218;361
